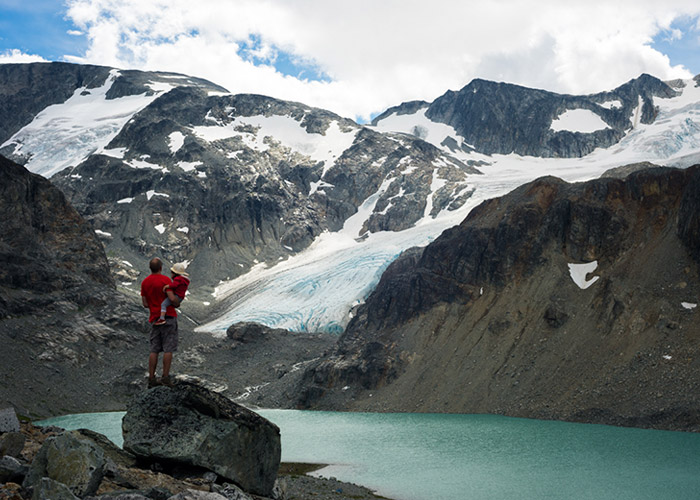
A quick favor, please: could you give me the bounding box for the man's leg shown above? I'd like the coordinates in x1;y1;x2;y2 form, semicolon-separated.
162;352;173;377
148;352;159;378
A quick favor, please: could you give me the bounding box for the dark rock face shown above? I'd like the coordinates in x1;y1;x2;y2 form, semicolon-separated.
298;166;700;431
122;383;280;496
0;155;112;317
0;156;149;418
376;74;676;158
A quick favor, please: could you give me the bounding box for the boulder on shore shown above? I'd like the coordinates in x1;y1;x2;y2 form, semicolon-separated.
122;383;281;497
23;431;106;498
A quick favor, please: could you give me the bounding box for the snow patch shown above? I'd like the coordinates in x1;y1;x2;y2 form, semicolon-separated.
178;160;202;172
154;224;166;234
599;100;622;110
551;109;609;133
177;226;190;234
192;116;357;177
94;229;111;237
116;197;133;204
423;168;448;219
168;131;186;153
681;302;697;310
309;180;335;196
568;261;600;289
372;109;467;155
146;190;170;201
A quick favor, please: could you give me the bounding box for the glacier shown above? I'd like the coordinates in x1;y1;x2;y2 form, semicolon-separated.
197;78;700;336
0;70;171;178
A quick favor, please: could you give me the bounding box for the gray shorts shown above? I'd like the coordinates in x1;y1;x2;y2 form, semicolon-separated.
150;316;178;353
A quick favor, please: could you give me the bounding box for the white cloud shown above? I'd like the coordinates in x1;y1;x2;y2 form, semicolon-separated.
61;0;700;121
0;49;48;64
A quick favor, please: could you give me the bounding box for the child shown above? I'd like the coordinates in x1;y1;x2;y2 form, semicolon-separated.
154;262;190;325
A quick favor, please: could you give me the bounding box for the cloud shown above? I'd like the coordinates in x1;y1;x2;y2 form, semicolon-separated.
0;49;47;64
61;0;700;121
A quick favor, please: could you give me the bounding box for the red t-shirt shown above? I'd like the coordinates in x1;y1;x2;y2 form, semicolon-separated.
170;275;190;299
141;273;177;323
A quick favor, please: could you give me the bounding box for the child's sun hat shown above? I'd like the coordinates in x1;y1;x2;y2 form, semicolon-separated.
171;262;189;277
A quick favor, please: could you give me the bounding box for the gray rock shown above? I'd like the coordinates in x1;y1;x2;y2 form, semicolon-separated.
212;484;253;500
85;494;151;500
167;492;227;500
202;472;218;483
0;455;27;483
122;383;280;497
0;408;20;433
0;432;25;458
23;431;106;498
31;477;79;500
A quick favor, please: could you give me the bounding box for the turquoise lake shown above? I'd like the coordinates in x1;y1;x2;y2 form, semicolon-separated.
39;410;700;500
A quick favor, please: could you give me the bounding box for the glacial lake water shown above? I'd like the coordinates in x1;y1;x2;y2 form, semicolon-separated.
38;410;700;500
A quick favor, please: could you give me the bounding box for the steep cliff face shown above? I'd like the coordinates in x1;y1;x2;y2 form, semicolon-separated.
0;155;113;317
297;166;700;431
0;155;150;416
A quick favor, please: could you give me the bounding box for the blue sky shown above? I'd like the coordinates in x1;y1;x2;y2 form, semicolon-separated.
0;1;86;60
1;1;699;120
651;15;700;75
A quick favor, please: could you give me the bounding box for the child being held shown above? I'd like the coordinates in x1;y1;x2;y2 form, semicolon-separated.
154;262;190;325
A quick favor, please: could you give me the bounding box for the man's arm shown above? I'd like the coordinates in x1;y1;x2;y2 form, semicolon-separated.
166;289;181;308
142;296;149;308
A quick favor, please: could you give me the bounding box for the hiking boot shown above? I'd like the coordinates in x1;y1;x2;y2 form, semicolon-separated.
148;377;161;388
160;375;175;387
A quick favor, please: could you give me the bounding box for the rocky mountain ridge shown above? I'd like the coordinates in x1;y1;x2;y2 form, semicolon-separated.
372;73;680;158
282;165;700;431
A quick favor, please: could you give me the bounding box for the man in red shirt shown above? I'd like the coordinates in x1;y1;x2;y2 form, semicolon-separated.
141;257;181;388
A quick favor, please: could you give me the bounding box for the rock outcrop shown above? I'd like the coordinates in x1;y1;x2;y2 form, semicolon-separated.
122;383;281;497
297;166;700;431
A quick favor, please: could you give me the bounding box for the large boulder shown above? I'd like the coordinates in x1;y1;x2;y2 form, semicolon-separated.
122;383;280;497
23;431;106;498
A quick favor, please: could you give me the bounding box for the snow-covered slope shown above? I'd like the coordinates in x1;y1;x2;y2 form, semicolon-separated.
0;66;225;177
198;77;700;336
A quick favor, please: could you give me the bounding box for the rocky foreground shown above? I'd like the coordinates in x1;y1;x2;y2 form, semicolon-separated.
0;383;389;500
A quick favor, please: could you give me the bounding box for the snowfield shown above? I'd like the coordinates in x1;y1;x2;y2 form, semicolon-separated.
1;70;170;178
